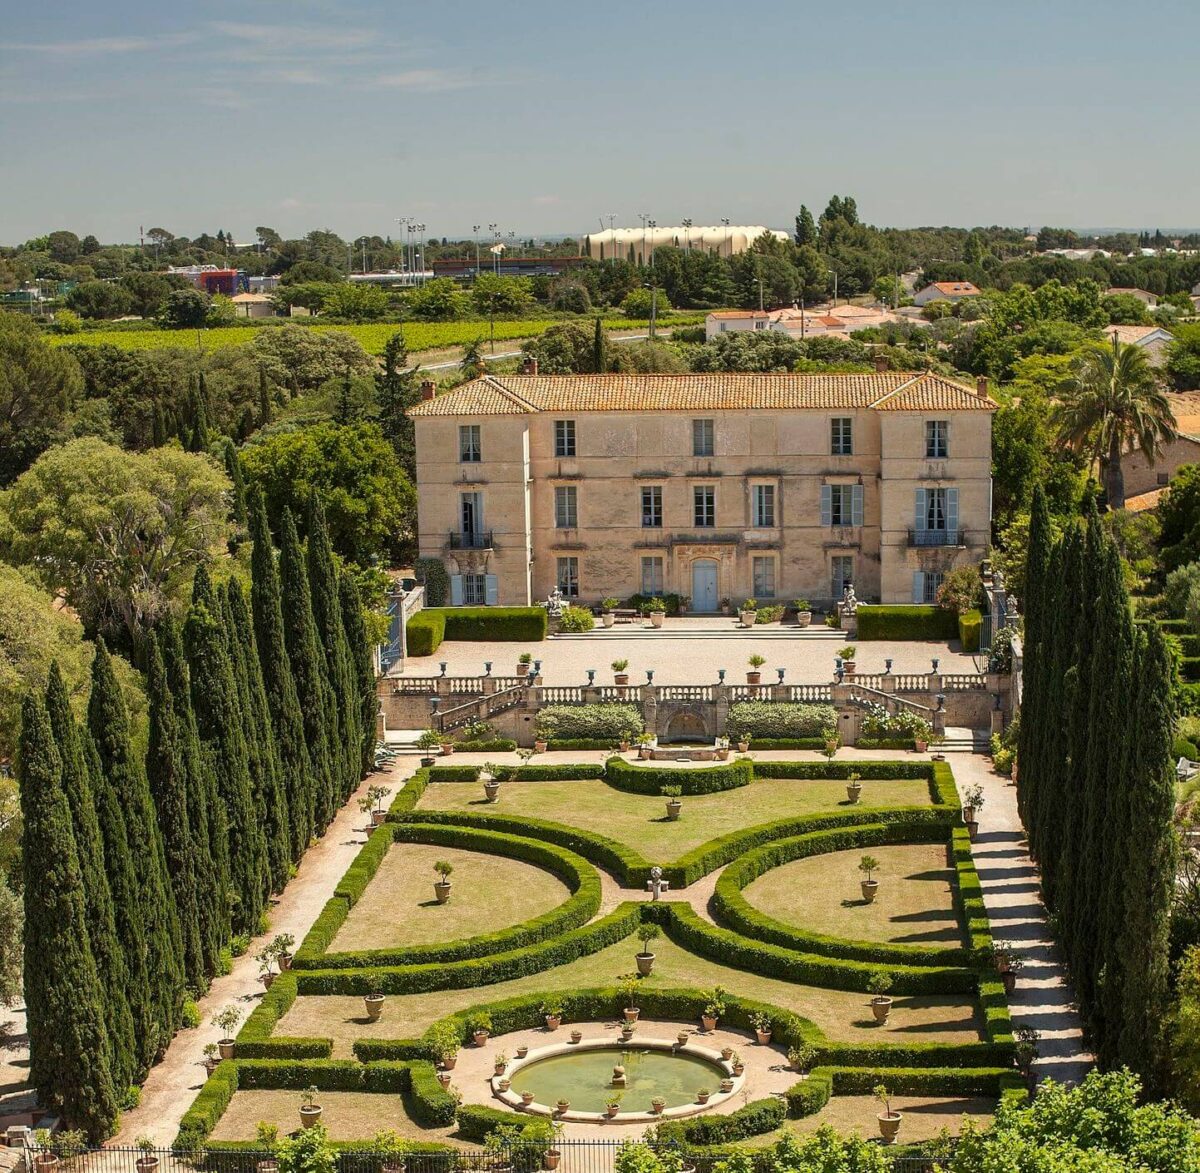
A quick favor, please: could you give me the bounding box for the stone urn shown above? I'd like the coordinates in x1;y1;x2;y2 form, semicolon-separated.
484;780;501;802
434;878;452;904
861;879;879;903
878;1112;902;1144
665;798;682;821
636;952;655;977
846;780;862;804
871;996;893;1025
364;994;385;1021
300;1103;323;1129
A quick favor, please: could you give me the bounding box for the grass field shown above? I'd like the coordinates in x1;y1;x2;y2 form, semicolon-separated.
49;314;703;356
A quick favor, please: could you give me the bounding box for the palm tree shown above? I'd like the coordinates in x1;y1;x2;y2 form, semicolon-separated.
1054;335;1176;508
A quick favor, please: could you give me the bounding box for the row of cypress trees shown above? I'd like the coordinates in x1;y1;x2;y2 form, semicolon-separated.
18;490;377;1139
1017;486;1177;1086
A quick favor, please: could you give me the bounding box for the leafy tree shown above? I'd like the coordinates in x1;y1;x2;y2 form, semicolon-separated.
608;339;688;373
157;288;211;329
117;272;178;318
223;438;248;528
279;260;343;285
1054;336;1176;508
321;282;388;321
1103;291;1153;325
251;324;374;394
1167;324;1200;391
46;230;81;264
2;439;231;650
620;287;670;319
1173;944;1200;1113
547;280;590;313
407;277;470;320
522;321;595;374
1158;463;1200;570
690;331;805;372
0;885;20;1008
65;281;134;320
470;274;534;317
18;693;119;1141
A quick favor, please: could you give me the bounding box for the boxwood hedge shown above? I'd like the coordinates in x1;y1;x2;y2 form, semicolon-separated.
725;701;837;740
605;756;752;795
856;605;959;641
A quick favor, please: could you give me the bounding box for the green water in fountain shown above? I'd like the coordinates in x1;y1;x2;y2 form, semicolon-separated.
515;1048;723;1113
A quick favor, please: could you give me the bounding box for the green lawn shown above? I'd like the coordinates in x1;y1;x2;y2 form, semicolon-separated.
331;842;571;952
277;935;982;1057
759;1094;995;1145
415;777;933;859
743;842;967;949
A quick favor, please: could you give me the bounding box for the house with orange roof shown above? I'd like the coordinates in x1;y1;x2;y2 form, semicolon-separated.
912;280;982;307
1119;391;1200;499
408;365;995;608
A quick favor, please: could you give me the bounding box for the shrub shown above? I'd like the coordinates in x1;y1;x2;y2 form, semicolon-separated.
755;605;785;624
858;701;933;743
936;564;985;614
725;701;837;739
533;703;642;742
625;593;685;616
1165;562;1200;620
414;558;449;607
958;609;983;652
856;606;958;641
557;605;595;633
605;757;752;796
405;611;446;656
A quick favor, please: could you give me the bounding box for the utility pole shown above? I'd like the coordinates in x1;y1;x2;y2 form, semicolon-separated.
606;213;618;263
721;217;730;257
647;219;656;270
473;224;481;275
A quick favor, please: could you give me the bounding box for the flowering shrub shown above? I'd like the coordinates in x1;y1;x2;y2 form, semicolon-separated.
725;702;837;739
858;701;933;742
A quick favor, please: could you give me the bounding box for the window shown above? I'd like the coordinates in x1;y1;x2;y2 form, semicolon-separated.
831;417;853;456
913;571;945;604
450;572;496;606
641;485;663;528
820;483;864;527
554;419;576;458
459;491;483;543
641;556;664;596
556;557;579;597
693;418;714;457
926;420;948;459
752;556;776;599
694;485;715;528
461;573;487;605
913;487;959;545
831;556;854;601
752;484;776;527
554;485;577;529
459;424;481;463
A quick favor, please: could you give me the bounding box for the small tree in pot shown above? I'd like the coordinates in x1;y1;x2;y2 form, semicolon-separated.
746;652;766;684
787;1043;817;1074
751;1011;773;1044
858;855;881;902
874;1084;902;1143
1001;953;1024;995
702;985;726;1031
963;782;984;839
644;597;667;628
429;1020;460;1072
822;733;840;760
371;1129;410;1173
482;762;502;802
272;932;296;971
602;599;621;629
468;1011;492;1046
612;658;630;685
541;998;564;1030
433;859;454;903
358;784;392;828
213;1005;243;1059
298;1085;323;1129
415;729;440;767
662;784;683;820
135;1136;159;1173
363;969;385;1021
619;973;640;1022
845;770;862;804
868;971;894;1024
255;1122;280;1173
740;599;758;628
635;923;660;975
1014;1026;1041;1090
840;645;858;674
793;598;813;627
203;1042;220;1074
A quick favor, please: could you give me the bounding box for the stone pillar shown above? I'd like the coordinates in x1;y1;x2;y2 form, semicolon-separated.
990;705;1005;736
878;674;896;696
770;683;788;701
642;686;659;740
481;676;498;697
582;685;602;705
927;671;943;697
714;683;730;736
932;707;946;736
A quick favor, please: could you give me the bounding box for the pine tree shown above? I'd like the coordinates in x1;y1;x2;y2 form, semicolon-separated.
88;640;184;1063
592;317;607;374
375;330;415;477
184;595;269;936
223;438;248;527
225;579;291;893
250;492;315;856
145;639;205;990
161;620;230;972
279;506;340;832
794;205;818;247
339;571;379;778
19;694;119;1141
44;663;137;1093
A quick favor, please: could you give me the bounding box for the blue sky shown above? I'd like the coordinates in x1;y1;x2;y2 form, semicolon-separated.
2;0;1197;245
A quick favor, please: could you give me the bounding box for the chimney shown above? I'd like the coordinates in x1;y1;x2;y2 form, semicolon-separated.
420;379;436;401
521;357;539;376
873;354;889;373
976;376;989;399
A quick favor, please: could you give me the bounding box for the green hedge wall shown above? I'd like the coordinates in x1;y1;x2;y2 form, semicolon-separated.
405;607;548;656
724;702;837;740
958;609;983;652
534;703;643;743
786;1064;1018;1118
405;610;446;656
856;606;959;641
605;756;753;795
855;737;917;750
234;973;332;1059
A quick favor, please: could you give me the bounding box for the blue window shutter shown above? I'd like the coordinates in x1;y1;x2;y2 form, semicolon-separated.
484;575;499;606
915;488;927;532
851;484;864;526
912;571;924;603
820;485;832;527
946;488;959;538
449;575;464;606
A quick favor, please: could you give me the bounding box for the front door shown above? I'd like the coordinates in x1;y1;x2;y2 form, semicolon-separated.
692;559;718;613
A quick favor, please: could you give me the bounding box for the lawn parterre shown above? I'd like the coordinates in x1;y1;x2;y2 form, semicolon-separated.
179;757;1018;1155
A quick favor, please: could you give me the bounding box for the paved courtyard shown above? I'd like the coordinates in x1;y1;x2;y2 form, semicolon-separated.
399;617;979;685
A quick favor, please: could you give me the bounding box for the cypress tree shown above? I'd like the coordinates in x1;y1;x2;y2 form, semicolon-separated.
19;693;119;1141
223;438;248;527
250;492;314;856
44;663;137;1093
161;620;229;972
592;316;607;373
145;639;205;990
88;640;184;1062
225;579;291;893
339;572;379;778
279;507;340;832
185;595;268;935
1016;486;1051;832
189;393;210;454
307;495;357;800
257;364;273;427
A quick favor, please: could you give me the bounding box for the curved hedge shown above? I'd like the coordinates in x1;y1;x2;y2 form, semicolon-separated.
604;756;753;795
294;822;603;970
234;973;332;1059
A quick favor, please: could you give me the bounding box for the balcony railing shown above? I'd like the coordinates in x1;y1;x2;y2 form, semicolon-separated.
908;528;963;548
447;529;494;549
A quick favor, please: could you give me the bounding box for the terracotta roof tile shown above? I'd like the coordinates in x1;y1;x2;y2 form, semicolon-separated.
409;372;996;417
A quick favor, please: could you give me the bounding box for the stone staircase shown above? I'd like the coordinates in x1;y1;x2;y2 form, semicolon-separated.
940;726;992;753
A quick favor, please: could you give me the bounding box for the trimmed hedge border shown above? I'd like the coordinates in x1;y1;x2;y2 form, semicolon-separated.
786;1064;1020;1118
855;737;916;750
293;822;602;970
407;607;548;656
958;609;983;653
235;973;332;1059
452;738;517;752
604;756;753;795
856;605;959;642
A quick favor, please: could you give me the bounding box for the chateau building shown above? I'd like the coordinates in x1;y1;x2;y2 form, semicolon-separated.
409;368;995;609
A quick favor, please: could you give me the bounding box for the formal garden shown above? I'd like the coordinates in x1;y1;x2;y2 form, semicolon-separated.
176;753;1027;1162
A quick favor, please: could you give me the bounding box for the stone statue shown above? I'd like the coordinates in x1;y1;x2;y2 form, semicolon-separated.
546;586;564;618
841;583;858;615
646;865;670;902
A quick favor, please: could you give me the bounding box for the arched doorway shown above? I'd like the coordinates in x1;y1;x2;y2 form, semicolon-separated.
666;710;709;743
691;559;719;613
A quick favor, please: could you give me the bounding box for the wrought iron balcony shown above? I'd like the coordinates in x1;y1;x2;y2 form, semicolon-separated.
447;530;494;549
908;528;963;548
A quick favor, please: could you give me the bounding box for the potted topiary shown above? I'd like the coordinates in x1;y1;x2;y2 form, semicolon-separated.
663;785;683;821
569;1029;583;1044
635;923;659;975
602;599;621;629
372;1129;409;1173
255;1122;280;1173
256;944;279;989
874;1084;902;1144
731;1052;745;1076
522;1090;536;1106
702;986;726;1031
846;771;862;804
1001;954;1024;995
737;731;752;753
415;729;440;767
605;1095;622;1118
275;932;296;971
363;970;385;1021
517;651;534;675
620;973;640;1023
740;599;758;627
483;763;502;802
868;972;894;1024
213;1005;242;1059
542;1122;564;1170
203;1042;220;1075
751;1011;772;1044
469;1012;492;1046
793;598;813;627
299;1085;323;1129
542;999;563;1030
696;1088;711;1105
358;784;392;827
433;859;454;903
788;1043;817;1075
430;1021;459;1071
859;855;880;902
746;652;765;684
612;659;630;685
31;1131;58;1172
636;731;656;760
1015;1026;1041;1091
963;783;984;839
135;1136;159;1173
822;733;840;761
650;1096;666;1115
841;644;858;674
493;1052;508;1076
644;597;667;628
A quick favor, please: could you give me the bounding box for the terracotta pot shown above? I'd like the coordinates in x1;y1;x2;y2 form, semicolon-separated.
914;740;928;753
639;745;653;759
364;993;385;1021
218;1039;236;1060
624;1006;639;1022
701;1014;717;1032
498;1078;511;1092
204;1057;220;1075
721;1046;734;1060
260;971;276;989
300;1105;323;1129
732;1061;744;1076
756;1028;772;1045
962;806;977;824
494;1061;507;1075
517;662;530;675
606;1104;619;1118
651;1099;666;1114
522;1091;536;1105
435;880;452;903
570;1030;583;1044
666;799;682;821
871;996;893;1024
136;1159;160;1173
746;671;761;685
696;1091;710;1104
278;952;294;971
437;1072;452;1088
846;782;862;803
544;1151;561;1171
677;1031;690;1046
636;952;655;976
614;673;629;685
861;879;879;903
842;660;856;674
534;740;547;753
440;743;454;755
484;781;500;802
737;741;749;753
545;1014;562;1030
371;809;386;827
473;1029;490;1046
715;748;729;760
516;1045;529;1058
441;1053;458;1070
619;740;630;752
966;819;979;841
555;1100;570;1115
877;1113;902;1143
720;1078;734;1093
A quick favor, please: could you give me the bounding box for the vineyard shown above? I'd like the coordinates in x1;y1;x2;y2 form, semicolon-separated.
49;315;702;357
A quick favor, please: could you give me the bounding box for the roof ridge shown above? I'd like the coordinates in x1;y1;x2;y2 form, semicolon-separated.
482;374;539;411
867;371;926;408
